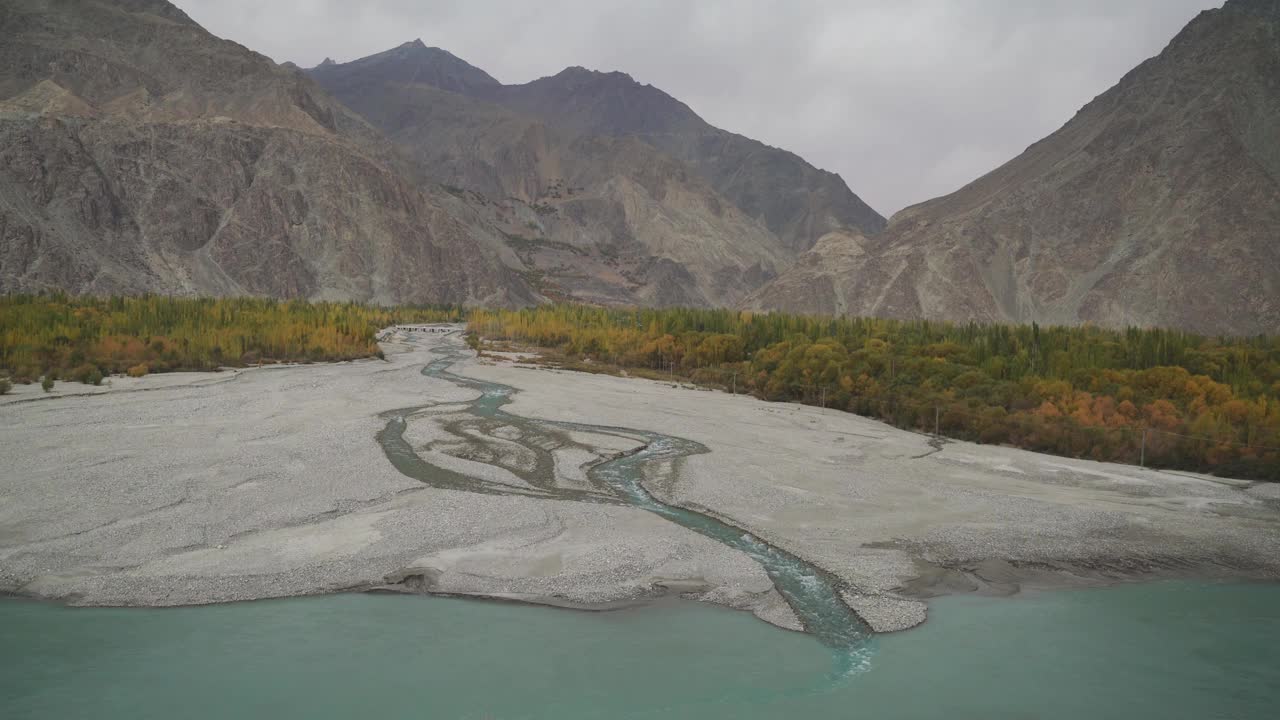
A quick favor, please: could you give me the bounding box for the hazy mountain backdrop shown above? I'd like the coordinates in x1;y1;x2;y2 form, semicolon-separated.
2;0;1276;334
746;0;1280;335
0;0;882;309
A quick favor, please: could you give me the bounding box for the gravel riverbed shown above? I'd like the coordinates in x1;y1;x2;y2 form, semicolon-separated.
2;329;1277;635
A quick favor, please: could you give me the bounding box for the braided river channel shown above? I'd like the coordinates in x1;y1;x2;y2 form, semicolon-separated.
377;336;874;677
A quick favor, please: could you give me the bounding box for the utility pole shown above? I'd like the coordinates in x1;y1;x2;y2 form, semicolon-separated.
730;370;737;395
1140;428;1147;468
819;386;826;410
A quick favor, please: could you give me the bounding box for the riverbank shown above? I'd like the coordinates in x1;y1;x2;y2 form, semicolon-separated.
1;329;1277;635
466;341;1280;629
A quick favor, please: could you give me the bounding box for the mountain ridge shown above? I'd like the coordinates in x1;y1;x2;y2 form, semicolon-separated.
312;45;886;255
310;53;787;307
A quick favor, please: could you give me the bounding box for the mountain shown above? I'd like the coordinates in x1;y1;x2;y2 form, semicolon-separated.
0;0;536;305
317;40;501;96
739;230;878;317
486;66;707;138
747;0;1280;335
483;67;887;254
311;45;794;306
310;45;884;305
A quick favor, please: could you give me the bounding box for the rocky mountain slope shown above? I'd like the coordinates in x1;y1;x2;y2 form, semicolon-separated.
747;0;1280;335
483;66;887;254
311;44;793;306
0;0;536;305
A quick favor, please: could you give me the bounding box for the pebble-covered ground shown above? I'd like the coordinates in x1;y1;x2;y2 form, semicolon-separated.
468;344;1280;631
3;329;1278;636
0;334;789;628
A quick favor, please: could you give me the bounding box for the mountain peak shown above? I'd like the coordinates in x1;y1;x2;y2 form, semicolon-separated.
319;57;336;67
553;66;636;85
116;0;197;25
308;43;500;94
496;65;704;137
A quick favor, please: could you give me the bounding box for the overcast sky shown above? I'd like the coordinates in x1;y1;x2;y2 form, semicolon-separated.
176;0;1220;217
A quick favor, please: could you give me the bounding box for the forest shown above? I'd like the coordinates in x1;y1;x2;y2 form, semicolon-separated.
0;294;461;387
467;305;1280;480
4;295;1277;479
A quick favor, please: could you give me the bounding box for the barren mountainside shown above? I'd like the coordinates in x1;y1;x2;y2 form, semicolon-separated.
748;0;1280;335
0;0;537;305
0;0;882;310
309;45;888;264
309;42;796;306
8;0;1271;330
481;66;888;253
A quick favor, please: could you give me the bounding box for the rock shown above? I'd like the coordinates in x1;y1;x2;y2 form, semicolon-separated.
751;589;805;632
841;591;928;633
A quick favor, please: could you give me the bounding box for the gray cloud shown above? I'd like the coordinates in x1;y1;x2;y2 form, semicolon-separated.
175;0;1220;216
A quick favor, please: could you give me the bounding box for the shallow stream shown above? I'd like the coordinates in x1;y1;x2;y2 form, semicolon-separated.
376;335;873;676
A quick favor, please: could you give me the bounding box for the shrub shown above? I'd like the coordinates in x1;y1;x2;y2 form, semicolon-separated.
41;376;54;392
0;378;11;395
70;364;104;386
127;363;149;378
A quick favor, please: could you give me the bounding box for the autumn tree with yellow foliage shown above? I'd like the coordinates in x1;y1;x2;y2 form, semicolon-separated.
468;305;1280;480
4;295;1275;479
1;294;460;384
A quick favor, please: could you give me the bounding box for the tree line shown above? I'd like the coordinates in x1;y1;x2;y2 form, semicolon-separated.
4;295;1275;479
0;294;461;388
467;305;1280;480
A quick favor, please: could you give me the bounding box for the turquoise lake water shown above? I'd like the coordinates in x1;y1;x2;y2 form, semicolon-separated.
3;581;1278;719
